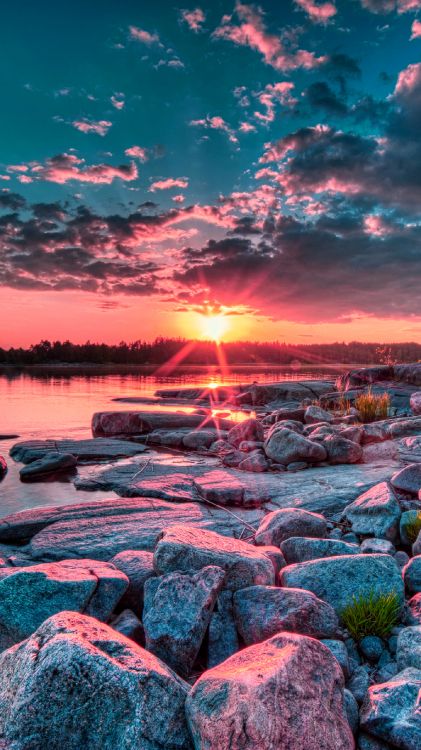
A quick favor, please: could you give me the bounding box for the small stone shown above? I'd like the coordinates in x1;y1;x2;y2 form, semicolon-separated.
375;660;398;683
222;449;244;467
183;430;221;450
346;665;370;704
342;532;359;544
394;550;410;569
343;688;359;735
410;391;421;415
323;435;363;465
360;538;395;555
255;507;327;547
343;482;401;541
109;609;145;646
238;451;269;473
388;635;398;654
345;637;361;672
400;510;421;546
238;440;264;452
360;635;384;664
286;461;308;471
391;463;421;497
264;427;327;465
280;537;359;564
396;626;421;670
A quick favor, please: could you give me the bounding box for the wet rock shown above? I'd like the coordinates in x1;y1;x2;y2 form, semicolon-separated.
207;591;239;668
227;418;264;448
186;631;354;750
182;429;221;450
360;667;421;749
264;427;327;465
234;585;339;644
406;593;421;625
403;556;421;594
346;665;370;704
321;639;350;677
391;463;421;497
109;550;154;618
323;435;363;465
281;554;405;614
238;450;269;473
304;405;334;424
360;636;384;663
343;688;359;735
20;452;77;480
280;536;359;563
154;525;274;591
110;609;145;646
410;391;421;415
396;626;421;670
11;437;147;463
255;507;327;547
343;482;401;541
143;565;224;677
0;611;191;750
0;559;128;650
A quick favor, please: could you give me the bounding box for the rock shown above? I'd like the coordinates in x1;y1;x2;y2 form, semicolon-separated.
391;463;421;497
233;585;339;644
345;637;361;672
143;566;224;677
209;438;231;453
0;457;6;480
360;538;395;555
227;418;264;448
186;631;354;750
361;441;398;464
109;550;154;617
207;591;239;668
389;416;421;439
10;437;147;463
19;452;77;480
304;405;334;424
403;556;421;594
255;507;327;547
0;559;128;650
193;469;264;507
286;460;308;471
358;733;393;750
110;609;145;646
360;636;384;663
343;482;401;541
341;425;364;444
396;626;421;670
323;435;363;465
92;410;234;437
260;545;286;575
360;667;421;749
281;554;405;614
238;451;269;473
410;391;421;415
272;406;306;422
412;531;421;556
264;427;327;465
280;536;359;564
346;665;370;703
343;688;359;735
361;423;391;445
271;419;305;434
222;449;245;467
400;510;421;546
375;659;399;684
321;639;350;677
395;550;410;569
0;612;191;750
343;532;359;544
238;440;264;452
154;525;274;591
182;429;221;449
148;428;191;447
406;593;421;625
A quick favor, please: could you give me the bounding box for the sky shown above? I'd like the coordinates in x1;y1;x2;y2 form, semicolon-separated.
1;0;421;346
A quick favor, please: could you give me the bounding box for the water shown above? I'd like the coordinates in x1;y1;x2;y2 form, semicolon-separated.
0;365;347;516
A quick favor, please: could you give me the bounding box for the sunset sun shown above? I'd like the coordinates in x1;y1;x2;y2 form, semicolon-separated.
200;313;229;342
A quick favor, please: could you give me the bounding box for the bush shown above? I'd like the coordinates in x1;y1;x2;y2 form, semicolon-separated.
341;590;401;640
403;511;421;544
354;389;390;423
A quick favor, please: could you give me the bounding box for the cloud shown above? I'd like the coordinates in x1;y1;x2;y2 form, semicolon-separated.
212;2;326;71
124;145;148;161
410;18;421;37
180;8;206;32
30;154;138;184
149;177;189;191
361;0;421;12
71;119;112;136
111;93;125;110
190;115;238;143
129;26;161;45
294;0;337;24
254;82;297;124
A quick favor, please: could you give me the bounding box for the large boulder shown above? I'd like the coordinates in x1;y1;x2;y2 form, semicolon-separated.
280;536;359;564
0;612;191;750
227;418;264;448
0;559;128;651
281;554;405;614
233;585;339;643
143;566;224;677
264;428;327;465
255;507;327;547
323;436;362;465
391;464;421;498
389;417;421;439
20;452;77;480
154;525;274;591
360;667;421;750
410;391;421;415
110;550;154;618
396;626;421;670
186;632;354;750
342;482;401;541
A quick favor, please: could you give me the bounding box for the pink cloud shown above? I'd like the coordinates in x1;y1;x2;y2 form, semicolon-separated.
35;154;138;184
111;93;125;110
410;18;421;37
254;81;297;123
180;8;206;32
393;61;421;98
213;2;326;71
361;0;421;12
124;145;148;161
239;121;257;132
190;115;238;143
129;26;161;45
172;194;185;203
364;214;394;236
295;0;337;24
72;119;112;136
150;177;189;191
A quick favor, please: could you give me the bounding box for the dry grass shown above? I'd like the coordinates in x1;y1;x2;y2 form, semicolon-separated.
354;389;390;423
341;590;401;640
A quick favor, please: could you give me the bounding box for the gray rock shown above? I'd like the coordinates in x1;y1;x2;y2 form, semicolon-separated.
324;435;363;465
342;532;360;544
400;510;421;546
360;636;384;663
346;665;370;703
238;451;269;473
143;565;224;677
238;440;264;452
227;418;264;448
20;452;77;480
361;423;391;445
222;449;245;467
304;405;334;424
186;632;354;750
0;559;128;650
11;437;147;463
360;667;421;749
403;556;421;594
281;554;405;614
269;419;304;435
345;637;361;672
343;688;359;735
255;507;327;547
281;536;359;564
271;406;306;422
389;416;421;439
406;593;421;625
0;611;191;750
286;460;308;471
234;585;339;644
360;538;395;555
321;639;351;677
341;425;364;444
92;410;234;436
375;659;398;684
207;591;239;668
109;550;154;617
395;550;410;569
264;427;327;465
391;463;421;497
413;530;421;556
154;525;274;591
358;732;393;749
148;428;191;447
110;609;145;646
396;626;421;670
182;429;221;450
410;391;421;415
259;545;286;575
343;482;401;541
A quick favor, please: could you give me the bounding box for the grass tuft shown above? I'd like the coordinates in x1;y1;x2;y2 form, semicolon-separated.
404;511;421;544
354;389;390;423
341;590;401;640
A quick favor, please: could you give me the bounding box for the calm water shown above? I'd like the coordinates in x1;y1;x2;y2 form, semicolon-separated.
0;365;347;516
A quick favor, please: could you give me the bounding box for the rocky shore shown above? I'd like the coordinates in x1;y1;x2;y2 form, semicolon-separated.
1;363;421;748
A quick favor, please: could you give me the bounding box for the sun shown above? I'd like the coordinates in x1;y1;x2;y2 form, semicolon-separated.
201;313;229;342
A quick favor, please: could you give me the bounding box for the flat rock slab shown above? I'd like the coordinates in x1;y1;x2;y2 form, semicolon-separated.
92;410;234;437
10;438;147;464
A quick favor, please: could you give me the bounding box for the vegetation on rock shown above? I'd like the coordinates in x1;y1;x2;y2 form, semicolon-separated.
341;590;401;640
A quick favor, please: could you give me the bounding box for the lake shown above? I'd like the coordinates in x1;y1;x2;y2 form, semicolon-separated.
0;364;348;516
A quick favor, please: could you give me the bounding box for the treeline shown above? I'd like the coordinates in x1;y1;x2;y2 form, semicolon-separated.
0;338;420;366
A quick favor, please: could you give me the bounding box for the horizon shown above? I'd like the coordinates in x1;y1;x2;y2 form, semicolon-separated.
1;0;421;346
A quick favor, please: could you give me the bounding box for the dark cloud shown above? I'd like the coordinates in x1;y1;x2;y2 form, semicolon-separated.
304;82;348;114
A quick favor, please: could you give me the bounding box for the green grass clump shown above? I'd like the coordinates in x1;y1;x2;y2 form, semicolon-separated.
341;590;401;640
354;389;390;423
404;512;421;544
